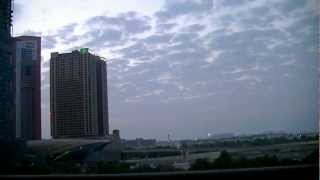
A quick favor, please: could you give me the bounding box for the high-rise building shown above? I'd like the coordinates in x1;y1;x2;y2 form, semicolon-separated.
50;49;109;138
0;0;14;139
13;36;41;140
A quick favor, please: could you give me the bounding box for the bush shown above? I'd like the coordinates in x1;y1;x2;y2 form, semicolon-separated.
190;150;305;171
190;158;213;170
212;150;232;169
302;149;319;164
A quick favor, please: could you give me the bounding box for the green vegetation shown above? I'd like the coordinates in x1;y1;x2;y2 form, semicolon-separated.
87;161;181;174
190;149;318;170
190;136;318;149
0;138;317;175
121;151;181;160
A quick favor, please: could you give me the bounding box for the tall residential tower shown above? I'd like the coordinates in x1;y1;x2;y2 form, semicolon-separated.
50;49;109;138
0;0;14;139
13;36;41;140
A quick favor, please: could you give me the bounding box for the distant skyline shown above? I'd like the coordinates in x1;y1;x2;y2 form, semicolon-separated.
13;0;319;140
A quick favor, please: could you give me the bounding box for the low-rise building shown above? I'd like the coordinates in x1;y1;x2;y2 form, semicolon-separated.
27;138;122;168
123;138;157;148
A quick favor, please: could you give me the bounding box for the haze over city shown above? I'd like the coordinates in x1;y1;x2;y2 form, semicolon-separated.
12;0;318;140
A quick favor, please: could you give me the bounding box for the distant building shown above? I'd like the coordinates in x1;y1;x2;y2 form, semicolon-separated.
124;138;157;147
0;0;14;139
27;139;121;170
50;49;109;138
208;133;234;140
13;36;41;140
112;129;120;142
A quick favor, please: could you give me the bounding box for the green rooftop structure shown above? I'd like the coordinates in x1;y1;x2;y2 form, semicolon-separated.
80;48;89;54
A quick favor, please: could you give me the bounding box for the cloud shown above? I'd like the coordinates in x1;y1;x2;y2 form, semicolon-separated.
87;11;151;36
234;74;262;83
154;0;213;21
56;23;77;38
172;32;199;42
156;23;177;32
183;24;206;32
156;72;174;81
84;29;122;48
220;0;253;7
42;35;58;49
223;65;261;74
280;59;296;66
33;0;317;139
12;1;23;23
142;33;174;44
74;12;152;50
20;30;42;36
274;0;308;12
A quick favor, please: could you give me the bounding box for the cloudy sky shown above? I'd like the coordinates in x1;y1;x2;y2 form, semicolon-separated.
13;0;318;140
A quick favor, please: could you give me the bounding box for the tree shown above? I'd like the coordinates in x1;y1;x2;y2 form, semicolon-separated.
93;161;131;174
190;158;212;170
302;149;319;164
212;150;232;169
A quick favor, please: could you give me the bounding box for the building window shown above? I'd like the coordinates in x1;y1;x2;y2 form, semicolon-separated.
25;66;32;76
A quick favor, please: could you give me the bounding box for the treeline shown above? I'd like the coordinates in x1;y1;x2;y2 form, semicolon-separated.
121;151;181;160
87;162;181;174
0;138;318;175
190;149;318;170
190;135;318;149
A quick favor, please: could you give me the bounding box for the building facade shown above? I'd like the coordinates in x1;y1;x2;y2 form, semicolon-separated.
50;49;109;138
0;0;14;139
13;36;41;140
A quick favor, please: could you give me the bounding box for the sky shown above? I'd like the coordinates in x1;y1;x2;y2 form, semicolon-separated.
13;0;319;140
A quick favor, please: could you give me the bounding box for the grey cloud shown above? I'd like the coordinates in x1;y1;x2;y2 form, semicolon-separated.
207;29;287;52
20;30;42;36
172;32;199;43
56;23;77;38
251;6;270;16
123;48;167;61
219;15;235;26
169;41;200;52
55;23;80;43
40;0;318;139
156;23;177;32
155;0;213;21
142;33;173;44
42;60;50;69
84;29;123;48
274;0;308;12
165;50;209;63
221;0;254;7
87;12;151;35
116;43;146;56
75;12;152;50
238;13;276;29
183;24;205;32
12;1;23;23
42;35;57;49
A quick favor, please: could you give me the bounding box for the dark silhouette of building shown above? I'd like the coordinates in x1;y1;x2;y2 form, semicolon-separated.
123;138;157;147
112;129;121;143
0;0;14;139
50;49;109;138
13;36;41;140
